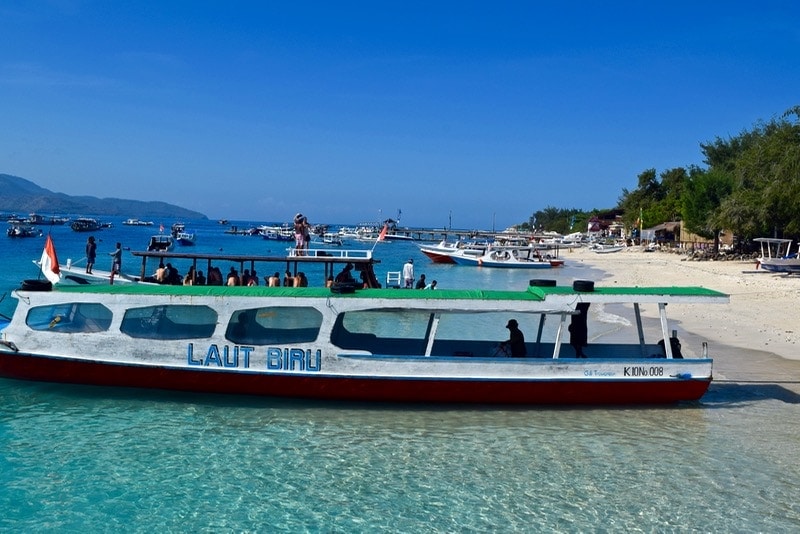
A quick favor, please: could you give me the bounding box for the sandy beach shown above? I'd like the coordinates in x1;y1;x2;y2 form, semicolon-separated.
567;246;800;385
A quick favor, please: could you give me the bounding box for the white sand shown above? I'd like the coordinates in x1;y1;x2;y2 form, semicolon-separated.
564;246;800;382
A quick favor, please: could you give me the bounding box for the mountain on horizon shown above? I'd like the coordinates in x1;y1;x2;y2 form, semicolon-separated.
0;174;207;219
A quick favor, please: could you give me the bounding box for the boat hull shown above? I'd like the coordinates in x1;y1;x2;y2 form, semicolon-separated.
451;254;553;269
0;351;711;404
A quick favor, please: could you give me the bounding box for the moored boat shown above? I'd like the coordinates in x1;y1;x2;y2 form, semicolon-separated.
146;234;174;252
7;223;42;238
122;218;154;226
450;246;558;269
70;217;102;232
754;237;800;273
0;246;729;404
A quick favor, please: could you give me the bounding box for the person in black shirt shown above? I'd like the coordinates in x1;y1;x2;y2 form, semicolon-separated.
501;319;526;357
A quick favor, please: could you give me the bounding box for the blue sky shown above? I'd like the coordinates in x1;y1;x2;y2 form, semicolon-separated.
1;2;798;229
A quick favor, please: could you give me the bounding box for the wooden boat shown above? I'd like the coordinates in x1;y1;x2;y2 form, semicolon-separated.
0;243;729;404
70;217;102;232
147;234;174;252
7;223;42;238
754;238;800;273
258;225;294;241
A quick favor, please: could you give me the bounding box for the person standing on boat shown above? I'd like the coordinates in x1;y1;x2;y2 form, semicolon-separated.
85;236;96;274
109;242;122;274
294;213;308;255
402;258;414;288
501;319;526;357
568;303;590;358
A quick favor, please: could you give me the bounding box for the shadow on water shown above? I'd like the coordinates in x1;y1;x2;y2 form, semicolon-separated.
701;380;800;406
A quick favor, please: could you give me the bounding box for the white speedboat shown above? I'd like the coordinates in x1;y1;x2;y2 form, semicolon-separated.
450;246;561;269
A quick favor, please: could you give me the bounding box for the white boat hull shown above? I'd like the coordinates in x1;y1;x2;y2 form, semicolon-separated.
0;281;728;405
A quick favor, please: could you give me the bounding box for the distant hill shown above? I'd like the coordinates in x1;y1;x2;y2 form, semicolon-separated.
0;174;207;219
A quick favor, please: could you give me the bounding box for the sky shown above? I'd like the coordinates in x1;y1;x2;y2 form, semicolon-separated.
1;1;799;229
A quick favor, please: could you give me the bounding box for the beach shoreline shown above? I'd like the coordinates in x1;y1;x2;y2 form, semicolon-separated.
566;246;800;384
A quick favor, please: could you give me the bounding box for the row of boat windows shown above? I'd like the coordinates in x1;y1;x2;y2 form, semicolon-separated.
24;303;547;348
26;303;324;345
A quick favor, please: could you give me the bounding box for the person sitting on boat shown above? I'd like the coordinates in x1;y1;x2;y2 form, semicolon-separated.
335;263;356;284
500;319;526;357
267;272;281;287
183;266;196;286
415;274;427;289
294;272;308;287
154;262;168;283
325;275;334;288
248;269;259;286
166;263;182;285
227;267;240;286
195;270;206;286
425;280;437;290
283;270;294;287
207;266;223;286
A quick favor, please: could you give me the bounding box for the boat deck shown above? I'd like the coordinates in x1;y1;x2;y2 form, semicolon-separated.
130;248;381;286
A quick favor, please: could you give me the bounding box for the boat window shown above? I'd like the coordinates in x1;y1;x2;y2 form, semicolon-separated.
225;306;322;345
120;305;218;340
331;309;433;354
26;303;112;333
331;310;549;356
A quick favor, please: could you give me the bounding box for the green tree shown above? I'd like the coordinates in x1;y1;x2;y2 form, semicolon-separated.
681;167;734;250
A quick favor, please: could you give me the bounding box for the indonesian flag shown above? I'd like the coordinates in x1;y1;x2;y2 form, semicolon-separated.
378;223;388;241
40;234;61;284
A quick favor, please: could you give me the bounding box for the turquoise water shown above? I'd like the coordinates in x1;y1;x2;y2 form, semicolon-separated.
2;218;800;532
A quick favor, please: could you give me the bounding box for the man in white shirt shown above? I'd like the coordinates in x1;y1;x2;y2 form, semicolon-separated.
402;258;414;288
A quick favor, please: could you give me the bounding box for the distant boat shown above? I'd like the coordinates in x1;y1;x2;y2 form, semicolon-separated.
146;234;174;252
590;243;625;254
171;223;196;246
258;225;294;241
122;218;154;226
70;218;102;232
7;223;42;238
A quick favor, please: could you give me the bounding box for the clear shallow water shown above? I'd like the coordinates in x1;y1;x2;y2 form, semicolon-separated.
2;218;800;532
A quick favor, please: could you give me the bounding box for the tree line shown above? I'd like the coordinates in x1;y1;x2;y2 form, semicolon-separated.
522;105;800;250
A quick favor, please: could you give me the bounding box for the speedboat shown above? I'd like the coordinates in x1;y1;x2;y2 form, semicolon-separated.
0;242;730;405
418;240;488;264
450;246;559;269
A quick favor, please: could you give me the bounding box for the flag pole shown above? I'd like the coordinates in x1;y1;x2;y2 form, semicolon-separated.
371;222;388;252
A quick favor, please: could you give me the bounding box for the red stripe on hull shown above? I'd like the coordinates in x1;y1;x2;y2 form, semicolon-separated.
420;251;457;264
0;352;710;405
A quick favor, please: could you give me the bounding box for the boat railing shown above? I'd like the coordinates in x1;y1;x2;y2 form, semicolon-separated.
287;248;373;260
